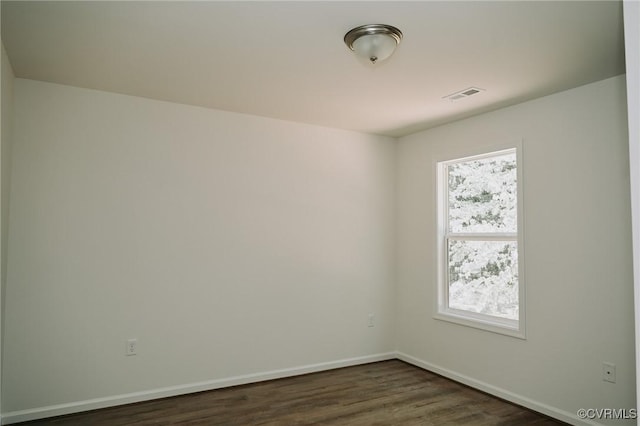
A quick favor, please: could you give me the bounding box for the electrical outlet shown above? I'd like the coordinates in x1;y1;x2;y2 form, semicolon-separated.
603;362;616;383
368;313;375;327
126;338;138;356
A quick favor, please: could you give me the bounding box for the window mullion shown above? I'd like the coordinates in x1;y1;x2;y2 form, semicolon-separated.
448;233;517;241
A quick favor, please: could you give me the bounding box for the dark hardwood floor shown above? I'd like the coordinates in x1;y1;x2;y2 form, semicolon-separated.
18;360;566;425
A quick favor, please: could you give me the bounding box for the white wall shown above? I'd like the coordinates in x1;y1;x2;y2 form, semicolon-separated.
2;79;396;419
623;0;640;413
396;75;635;425
1;71;634;425
0;41;16;424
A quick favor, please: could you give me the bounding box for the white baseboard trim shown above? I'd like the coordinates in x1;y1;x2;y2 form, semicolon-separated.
395;352;603;426
1;352;395;425
2;352;605;426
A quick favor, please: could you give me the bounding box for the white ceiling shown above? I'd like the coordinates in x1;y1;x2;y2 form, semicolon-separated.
1;1;626;137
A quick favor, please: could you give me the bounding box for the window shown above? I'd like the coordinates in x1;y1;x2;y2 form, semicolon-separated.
436;146;524;337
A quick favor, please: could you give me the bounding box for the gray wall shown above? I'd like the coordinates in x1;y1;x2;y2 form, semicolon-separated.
3;79;396;420
1;41;16;423
1;74;635;426
396;75;635;425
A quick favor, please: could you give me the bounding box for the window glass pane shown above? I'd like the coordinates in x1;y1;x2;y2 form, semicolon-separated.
448;239;518;320
448;153;517;233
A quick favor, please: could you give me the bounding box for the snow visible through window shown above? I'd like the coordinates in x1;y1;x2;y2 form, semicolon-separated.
446;152;518;321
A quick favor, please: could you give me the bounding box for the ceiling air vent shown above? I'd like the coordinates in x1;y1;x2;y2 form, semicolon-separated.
443;87;485;102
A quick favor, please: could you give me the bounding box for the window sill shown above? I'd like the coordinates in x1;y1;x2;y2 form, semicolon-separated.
434;310;526;339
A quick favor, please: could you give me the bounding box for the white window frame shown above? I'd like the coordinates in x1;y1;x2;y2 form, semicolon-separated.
434;143;525;339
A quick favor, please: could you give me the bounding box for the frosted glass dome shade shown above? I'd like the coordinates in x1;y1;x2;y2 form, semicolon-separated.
344;24;403;64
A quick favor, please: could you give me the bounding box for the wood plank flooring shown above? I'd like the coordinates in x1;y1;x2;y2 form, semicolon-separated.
18;360;566;425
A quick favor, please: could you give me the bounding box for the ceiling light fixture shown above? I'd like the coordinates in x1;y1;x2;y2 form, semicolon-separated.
344;24;403;65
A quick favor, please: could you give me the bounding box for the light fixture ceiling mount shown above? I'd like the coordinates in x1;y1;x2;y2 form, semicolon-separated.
344;24;403;65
